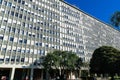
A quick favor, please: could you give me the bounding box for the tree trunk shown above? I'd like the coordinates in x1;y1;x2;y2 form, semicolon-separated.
46;70;49;80
79;69;81;78
111;74;114;80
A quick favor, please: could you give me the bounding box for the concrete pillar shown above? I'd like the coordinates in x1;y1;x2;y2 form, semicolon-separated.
10;67;15;80
41;69;43;80
30;68;34;80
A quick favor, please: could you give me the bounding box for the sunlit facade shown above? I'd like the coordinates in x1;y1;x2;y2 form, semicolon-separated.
0;0;120;79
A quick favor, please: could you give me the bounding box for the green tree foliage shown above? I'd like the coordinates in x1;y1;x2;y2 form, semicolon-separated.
111;11;120;27
42;50;83;77
90;46;120;77
42;52;60;70
75;57;83;70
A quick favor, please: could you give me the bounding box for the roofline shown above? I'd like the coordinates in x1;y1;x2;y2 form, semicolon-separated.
59;0;120;32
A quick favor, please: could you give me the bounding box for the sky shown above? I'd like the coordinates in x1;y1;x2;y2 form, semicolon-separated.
64;0;120;25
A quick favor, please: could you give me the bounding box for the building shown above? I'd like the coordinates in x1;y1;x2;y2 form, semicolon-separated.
0;0;120;80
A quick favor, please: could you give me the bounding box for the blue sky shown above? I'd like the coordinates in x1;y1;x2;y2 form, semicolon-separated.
64;0;120;25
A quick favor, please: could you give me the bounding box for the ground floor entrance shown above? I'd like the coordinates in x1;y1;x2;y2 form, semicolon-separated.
0;67;44;80
0;68;11;80
14;68;30;80
0;67;80;80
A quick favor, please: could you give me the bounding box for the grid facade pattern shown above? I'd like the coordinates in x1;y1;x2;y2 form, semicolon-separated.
0;0;120;66
0;0;60;65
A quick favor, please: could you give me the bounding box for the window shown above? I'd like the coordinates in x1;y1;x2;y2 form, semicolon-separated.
16;29;20;33
12;27;15;33
17;49;21;52
0;35;3;40
21;50;25;53
3;1;7;5
22;22;25;26
0;0;2;4
21;58;24;62
18;0;21;3
22;1;25;5
6;11;10;15
24;16;26;20
13;50;16;52
26;49;30;53
19;40;22;43
39;43;42;46
20;30;24;34
11;11;14;16
35;43;38;46
9;37;14;42
19;14;22;18
24;39;27;44
16;6;20;10
2;48;6;52
11;56;15;62
8;2;12;7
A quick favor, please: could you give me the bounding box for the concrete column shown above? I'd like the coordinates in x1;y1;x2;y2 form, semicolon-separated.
41;69;43;80
10;67;15;80
30;68;34;80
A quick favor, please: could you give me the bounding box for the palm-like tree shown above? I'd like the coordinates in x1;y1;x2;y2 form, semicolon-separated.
42;50;83;79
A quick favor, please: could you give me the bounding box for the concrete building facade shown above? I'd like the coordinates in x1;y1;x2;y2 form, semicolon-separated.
0;0;120;79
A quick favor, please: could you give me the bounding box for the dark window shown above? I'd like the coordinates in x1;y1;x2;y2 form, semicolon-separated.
37;27;39;30
2;48;6;51
36;43;38;46
13;50;16;52
19;40;22;43
39;43;42;46
24;16;26;20
10;37;14;41
15;13;18;17
14;0;17;2
24;39;27;44
11;11;14;16
0;0;2;4
18;49;21;52
7;26;11;32
0;36;3;40
28;17;30;20
22;22;25;26
17;29;20;33
19;14;22;18
22;1;25;5
6;58;9;62
21;58;24;62
29;34;31;36
21;8;23;11
12;28;15;33
33;35;35;37
12;6;15;8
18;0;21;3
46;45;48;48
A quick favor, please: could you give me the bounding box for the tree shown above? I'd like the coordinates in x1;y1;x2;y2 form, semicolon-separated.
90;46;120;79
42;52;60;80
75;58;83;77
111;11;120;27
42;52;59;70
42;50;83;79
